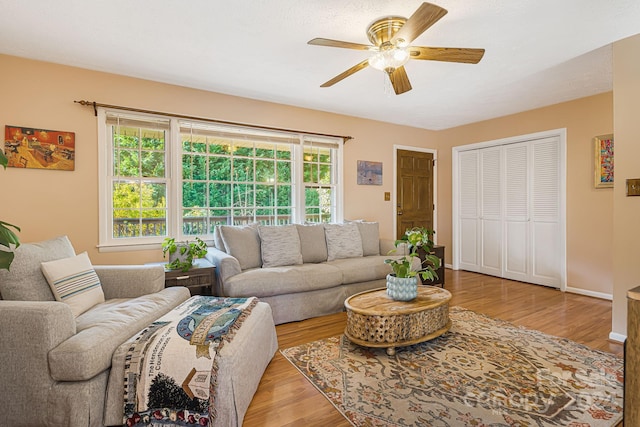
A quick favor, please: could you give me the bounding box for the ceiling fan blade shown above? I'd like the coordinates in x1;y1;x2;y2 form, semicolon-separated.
388;66;412;95
320;59;370;87
409;47;485;64
392;2;448;45
308;38;376;51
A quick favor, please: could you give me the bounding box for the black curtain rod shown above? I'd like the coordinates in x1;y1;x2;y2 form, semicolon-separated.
74;100;353;142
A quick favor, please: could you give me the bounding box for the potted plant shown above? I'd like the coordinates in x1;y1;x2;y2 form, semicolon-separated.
0;149;20;270
384;227;441;301
161;236;208;272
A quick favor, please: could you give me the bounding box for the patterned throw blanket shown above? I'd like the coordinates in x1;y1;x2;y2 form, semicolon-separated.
122;296;258;427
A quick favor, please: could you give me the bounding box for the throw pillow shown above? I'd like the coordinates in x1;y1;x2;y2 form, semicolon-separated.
295;224;328;263
258;225;303;268
0;235;76;301
324;223;364;261
40;252;105;317
356;221;380;256
218;224;262;270
213;226;226;252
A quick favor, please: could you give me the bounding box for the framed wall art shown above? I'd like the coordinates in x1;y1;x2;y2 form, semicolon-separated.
594;134;613;189
4;125;75;171
357;160;382;185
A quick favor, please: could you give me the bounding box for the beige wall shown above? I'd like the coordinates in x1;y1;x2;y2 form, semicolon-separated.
437;93;614;296
0;54;438;265
0;53;616;300
612;34;640;337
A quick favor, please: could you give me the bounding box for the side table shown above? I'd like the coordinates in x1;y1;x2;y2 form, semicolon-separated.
626;286;640;426
418;245;445;287
148;258;216;296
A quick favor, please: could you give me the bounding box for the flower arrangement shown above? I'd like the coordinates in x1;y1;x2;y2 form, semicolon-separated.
384;227;440;281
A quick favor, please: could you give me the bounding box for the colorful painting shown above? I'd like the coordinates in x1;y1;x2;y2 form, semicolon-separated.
594;134;613;188
357;160;382;185
4;125;75;171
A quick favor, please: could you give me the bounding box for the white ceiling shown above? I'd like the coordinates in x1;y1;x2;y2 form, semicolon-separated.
1;1;639;130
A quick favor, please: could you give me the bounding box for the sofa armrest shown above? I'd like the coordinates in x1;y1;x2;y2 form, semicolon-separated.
205;248;242;295
0;301;76;415
94;264;165;299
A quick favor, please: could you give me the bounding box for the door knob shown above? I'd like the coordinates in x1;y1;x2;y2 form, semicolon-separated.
398;211;403;215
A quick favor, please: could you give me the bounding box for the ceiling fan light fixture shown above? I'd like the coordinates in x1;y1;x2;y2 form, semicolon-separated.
310;2;483;94
368;46;410;73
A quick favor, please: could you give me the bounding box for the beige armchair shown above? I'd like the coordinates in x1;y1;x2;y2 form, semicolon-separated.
0;236;191;427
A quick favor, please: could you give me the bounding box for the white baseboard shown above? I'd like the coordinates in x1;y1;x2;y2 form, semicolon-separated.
609;332;626;343
565;286;612;301
444;263;453;269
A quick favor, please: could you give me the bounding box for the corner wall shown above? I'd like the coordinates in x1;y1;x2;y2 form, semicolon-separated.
0;54;615;300
437;93;614;297
0;54;438;265
612;33;640;338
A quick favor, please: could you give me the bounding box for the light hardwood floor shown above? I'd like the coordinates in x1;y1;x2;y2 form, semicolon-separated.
243;269;624;427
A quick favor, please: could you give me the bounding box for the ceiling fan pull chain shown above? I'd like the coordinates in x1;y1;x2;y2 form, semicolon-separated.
383;73;394;97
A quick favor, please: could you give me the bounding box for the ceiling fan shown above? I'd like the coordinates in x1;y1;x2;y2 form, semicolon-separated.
308;2;485;95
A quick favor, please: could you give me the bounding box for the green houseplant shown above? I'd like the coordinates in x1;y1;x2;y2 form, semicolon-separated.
384;227;441;301
161;237;208;272
0;150;20;270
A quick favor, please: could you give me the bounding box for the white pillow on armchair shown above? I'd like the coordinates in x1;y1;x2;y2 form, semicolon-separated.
41;251;105;317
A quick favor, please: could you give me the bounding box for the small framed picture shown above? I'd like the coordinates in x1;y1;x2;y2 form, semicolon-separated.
594;134;613;188
4;125;75;171
357;160;382;185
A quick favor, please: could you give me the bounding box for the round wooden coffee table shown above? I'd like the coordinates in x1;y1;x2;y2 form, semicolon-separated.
344;286;452;355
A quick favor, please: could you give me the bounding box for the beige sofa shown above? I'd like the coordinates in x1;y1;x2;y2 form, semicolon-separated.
206;222;410;324
0;236;278;427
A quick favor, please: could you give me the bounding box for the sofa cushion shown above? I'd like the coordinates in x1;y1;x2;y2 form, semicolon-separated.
326;255;393;284
41;252;105;317
224;263;343;298
295;224;328;263
324;223;363;261
219;224;261;270
213;226;226;252
0;235;76;301
356;222;380;256
48;286;190;381
258;225;303;268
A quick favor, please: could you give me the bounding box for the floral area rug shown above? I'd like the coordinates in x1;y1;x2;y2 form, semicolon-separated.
281;306;623;427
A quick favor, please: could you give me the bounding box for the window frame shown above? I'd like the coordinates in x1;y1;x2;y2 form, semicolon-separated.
97;108;343;252
178;122;302;232
300;138;341;224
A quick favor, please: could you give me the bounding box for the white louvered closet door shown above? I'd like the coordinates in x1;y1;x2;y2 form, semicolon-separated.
456;134;563;288
530;136;561;287
458;150;480;272
480;147;502;276
503;142;529;282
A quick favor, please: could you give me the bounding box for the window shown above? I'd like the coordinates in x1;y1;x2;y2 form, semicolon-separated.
303;142;337;223
179;122;298;234
104;114;170;242
98;109;342;249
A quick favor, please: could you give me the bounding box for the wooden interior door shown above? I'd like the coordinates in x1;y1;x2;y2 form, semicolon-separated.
396;150;434;238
